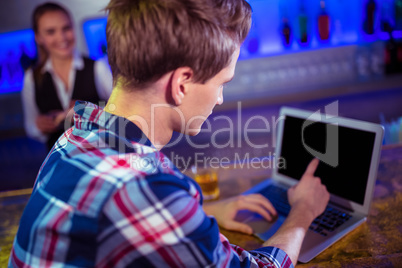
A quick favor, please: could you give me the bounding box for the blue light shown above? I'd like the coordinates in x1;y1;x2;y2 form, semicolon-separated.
82;17;108;60
0;1;399;95
0;29;36;94
77;1;402;62
238;0;397;61
393;30;402;38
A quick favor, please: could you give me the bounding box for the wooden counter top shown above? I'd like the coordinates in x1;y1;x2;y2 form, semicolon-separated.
214;144;402;267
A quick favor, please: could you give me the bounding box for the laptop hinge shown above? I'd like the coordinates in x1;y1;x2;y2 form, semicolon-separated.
328;201;355;213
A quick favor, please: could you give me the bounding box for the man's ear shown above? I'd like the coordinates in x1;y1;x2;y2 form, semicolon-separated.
170;67;194;106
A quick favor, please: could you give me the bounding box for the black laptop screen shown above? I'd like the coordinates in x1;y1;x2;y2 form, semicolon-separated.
278;115;376;205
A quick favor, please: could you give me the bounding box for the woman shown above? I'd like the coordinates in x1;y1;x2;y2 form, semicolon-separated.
22;2;112;150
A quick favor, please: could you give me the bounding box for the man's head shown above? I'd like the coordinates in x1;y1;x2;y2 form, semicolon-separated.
105;0;252;89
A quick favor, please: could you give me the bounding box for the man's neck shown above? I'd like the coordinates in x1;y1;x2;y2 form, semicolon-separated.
105;86;174;150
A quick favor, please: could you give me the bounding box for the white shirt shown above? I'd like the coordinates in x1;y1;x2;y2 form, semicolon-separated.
21;52;113;143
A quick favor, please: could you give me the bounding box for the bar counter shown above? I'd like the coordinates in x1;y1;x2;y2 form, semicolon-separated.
215;144;402;267
0;144;401;267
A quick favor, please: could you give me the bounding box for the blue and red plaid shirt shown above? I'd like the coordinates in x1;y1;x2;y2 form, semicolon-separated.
9;101;294;268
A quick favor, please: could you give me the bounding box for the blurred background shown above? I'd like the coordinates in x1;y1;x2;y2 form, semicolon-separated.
0;0;401;192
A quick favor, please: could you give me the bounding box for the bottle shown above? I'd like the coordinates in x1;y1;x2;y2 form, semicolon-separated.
19;43;33;71
245;20;259;55
380;2;392;32
246;34;259;54
383;21;399;74
0;64;3;86
318;0;330;41
299;2;308;44
282;18;292;47
364;0;376;35
395;0;402;30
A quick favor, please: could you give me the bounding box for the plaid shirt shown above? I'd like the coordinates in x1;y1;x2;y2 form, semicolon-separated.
9;101;294;268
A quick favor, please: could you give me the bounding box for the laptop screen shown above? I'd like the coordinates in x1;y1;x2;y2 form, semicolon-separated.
278;115;376;205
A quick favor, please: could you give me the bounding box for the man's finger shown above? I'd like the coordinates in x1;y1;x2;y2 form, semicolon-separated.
237;202;273;222
303;158;319;177
244;194;277;216
223;221;253;235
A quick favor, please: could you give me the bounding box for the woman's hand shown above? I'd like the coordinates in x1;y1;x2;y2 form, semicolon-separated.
36;114;58;133
36;110;69;134
53;110;69;126
203;194;277;235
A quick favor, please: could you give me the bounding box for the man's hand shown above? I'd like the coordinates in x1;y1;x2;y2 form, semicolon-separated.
203;194;277;234
262;158;330;265
287;158;330;221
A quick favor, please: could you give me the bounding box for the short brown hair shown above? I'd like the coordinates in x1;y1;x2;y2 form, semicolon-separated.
105;0;252;88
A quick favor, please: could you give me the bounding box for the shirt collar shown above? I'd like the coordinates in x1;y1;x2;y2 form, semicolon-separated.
73;101;154;148
41;50;84;74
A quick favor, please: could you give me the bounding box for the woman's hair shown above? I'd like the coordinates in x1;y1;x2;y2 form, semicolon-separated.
32;2;72;80
105;0;252;89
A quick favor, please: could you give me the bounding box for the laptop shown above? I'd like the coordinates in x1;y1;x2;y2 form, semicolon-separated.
237;105;384;263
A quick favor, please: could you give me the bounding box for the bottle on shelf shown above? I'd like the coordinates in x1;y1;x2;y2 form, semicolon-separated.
299;1;308;44
281;17;292;47
383;21;401;74
318;0;330;41
246;33;259;55
333;0;344;43
0;65;3;86
363;0;377;35
243;16;259;55
395;0;402;30
19;43;34;71
380;2;393;32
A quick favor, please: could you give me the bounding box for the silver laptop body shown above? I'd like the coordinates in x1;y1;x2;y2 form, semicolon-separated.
239;106;384;263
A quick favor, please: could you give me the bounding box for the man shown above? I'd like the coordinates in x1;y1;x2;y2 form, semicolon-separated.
9;0;329;267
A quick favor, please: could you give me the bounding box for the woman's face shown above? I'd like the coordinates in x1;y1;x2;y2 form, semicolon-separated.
35;11;75;60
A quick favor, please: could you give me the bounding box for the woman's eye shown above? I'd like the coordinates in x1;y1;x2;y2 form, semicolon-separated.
63;25;72;32
46;29;55;35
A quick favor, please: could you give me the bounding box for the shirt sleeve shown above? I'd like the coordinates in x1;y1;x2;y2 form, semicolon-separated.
98;173;294;268
21;69;47;143
93;57;113;102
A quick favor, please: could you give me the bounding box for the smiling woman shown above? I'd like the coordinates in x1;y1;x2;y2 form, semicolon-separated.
21;2;113;151
35;9;75;63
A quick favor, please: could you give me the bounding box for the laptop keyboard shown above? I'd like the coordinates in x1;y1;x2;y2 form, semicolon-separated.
259;185;352;236
259;185;291;215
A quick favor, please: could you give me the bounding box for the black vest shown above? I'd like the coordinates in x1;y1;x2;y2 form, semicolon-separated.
34;57;101;149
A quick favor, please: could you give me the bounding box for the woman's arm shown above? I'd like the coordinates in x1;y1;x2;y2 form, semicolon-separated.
21;69;48;143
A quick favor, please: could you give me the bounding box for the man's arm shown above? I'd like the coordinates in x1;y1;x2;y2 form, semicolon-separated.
263;158;330;264
101;172;293;267
203;158;329;265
